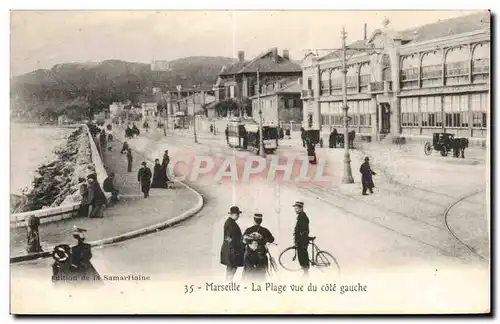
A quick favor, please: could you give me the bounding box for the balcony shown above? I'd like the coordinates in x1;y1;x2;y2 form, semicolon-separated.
301;89;314;99
369;81;392;94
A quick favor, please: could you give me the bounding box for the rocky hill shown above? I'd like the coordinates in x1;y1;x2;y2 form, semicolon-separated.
11;56;235;122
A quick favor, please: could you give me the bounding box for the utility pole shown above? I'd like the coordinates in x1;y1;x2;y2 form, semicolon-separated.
304;24;386;184
257;69;266;158
193;85;198;144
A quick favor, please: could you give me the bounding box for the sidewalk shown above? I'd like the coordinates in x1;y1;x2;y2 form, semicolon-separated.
10;138;200;257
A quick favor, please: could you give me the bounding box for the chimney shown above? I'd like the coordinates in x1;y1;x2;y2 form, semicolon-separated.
272;47;278;62
238;51;245;63
364;23;367;40
282;49;290;60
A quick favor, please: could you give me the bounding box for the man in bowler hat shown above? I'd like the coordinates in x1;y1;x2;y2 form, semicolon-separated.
137;161;152;198
220;206;244;281
360;157;376;196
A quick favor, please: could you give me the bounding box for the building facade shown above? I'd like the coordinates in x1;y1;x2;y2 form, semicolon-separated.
250;80;303;126
214;48;302;107
301;12;490;142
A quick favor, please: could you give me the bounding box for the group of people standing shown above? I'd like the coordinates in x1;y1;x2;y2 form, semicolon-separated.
132;150;171;198
220;201;311;281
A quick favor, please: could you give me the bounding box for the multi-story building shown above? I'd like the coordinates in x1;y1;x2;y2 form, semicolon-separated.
301;12;490;143
214;48;302;106
250;79;303;126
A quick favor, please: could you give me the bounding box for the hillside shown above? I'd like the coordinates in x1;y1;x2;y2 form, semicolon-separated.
11;56;235;122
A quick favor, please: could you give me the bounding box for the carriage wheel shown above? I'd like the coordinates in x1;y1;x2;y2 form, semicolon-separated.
440;146;448;157
424;142;432;156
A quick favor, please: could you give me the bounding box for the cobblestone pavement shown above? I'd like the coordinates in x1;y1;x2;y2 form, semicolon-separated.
10;138;199;257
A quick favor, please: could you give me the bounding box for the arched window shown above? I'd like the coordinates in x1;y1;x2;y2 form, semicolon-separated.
347;65;358;93
445;46;469;85
320;69;330;95
421;50;443;87
359;63;371;92
400;54;419;81
472;42;490;83
330;68;342;94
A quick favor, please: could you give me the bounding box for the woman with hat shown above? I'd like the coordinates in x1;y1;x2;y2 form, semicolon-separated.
220;206;245;281
242;214;275;277
70;226;101;282
359;157;376;196
51;244;72;283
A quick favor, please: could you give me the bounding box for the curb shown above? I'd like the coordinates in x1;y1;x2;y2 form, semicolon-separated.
10;135;205;264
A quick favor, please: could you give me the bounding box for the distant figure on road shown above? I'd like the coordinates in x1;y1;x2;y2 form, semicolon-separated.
285;127;291;139
329;128;338;148
360;157;376;196
132;124;140;137
306;137;317;165
293;201;310;276
143;120;149;133
126;149;133;172
70;227;101;282
210;124;214;133
103;172;119;203
279;127;284;140
137;161;152;198
300;127;306;148
87;174;106;218
220;206;244;281
78;177;90;217
121;141;129;154
225;125;229;145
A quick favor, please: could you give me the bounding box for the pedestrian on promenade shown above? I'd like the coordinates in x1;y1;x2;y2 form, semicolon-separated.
329;128;338;148
210;124;214;133
360;157;376;196
162;150;170;183
70;227;101;283
220;206;244;281
121;141;129;154
103;172;120;203
285;127;291;139
77;177;90;217
301;127;306;148
242;213;275;281
87;174;106;218
143;120;149;133
306;137;317;165
137;161;152;198
293;201;310;276
151;159;168;189
225;125;229;145
126;149;133;172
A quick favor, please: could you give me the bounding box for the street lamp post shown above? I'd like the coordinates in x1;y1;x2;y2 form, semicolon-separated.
303;23;386;184
176;85;182;129
257;69;266;158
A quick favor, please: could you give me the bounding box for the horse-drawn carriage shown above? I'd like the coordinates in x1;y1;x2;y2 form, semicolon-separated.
424;132;469;158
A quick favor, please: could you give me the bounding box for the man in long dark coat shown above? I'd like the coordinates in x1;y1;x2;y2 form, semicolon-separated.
306;137;317;165
360;157;376;195
220;206;244;281
137;161;152;198
87;174;106;218
151;159;168;188
126;149;133;172
329;128;338;148
162;150;170;183
293;201;310;276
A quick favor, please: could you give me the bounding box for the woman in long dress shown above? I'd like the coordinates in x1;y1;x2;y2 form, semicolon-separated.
70;227;101;283
151;159;168;188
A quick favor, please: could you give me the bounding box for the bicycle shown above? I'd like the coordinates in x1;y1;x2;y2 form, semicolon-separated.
266;243;279;277
278;236;340;275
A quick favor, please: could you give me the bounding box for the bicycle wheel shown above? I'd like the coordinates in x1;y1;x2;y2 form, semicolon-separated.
278;247;302;272
267;256;278;277
315;251;341;275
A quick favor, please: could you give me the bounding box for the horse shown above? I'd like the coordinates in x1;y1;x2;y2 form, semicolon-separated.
452;138;469;158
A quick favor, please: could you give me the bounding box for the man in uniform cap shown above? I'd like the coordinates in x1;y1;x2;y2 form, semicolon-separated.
242;213;275;279
293;201;310;276
220;206;244;281
137;161;152;198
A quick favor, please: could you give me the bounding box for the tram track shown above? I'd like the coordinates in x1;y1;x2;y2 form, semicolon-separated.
442;188;488;263
123;129;487;263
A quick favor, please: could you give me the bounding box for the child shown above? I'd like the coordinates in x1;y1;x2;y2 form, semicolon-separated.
242;234;267;281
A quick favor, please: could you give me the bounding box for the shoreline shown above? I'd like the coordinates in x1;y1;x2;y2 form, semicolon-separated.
10;125;95;214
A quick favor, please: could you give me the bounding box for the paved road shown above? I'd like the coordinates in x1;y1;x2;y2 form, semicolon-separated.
11;127;489;313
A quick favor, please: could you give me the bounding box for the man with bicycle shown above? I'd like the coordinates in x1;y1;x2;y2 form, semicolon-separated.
293;202;310;276
242;214;275;279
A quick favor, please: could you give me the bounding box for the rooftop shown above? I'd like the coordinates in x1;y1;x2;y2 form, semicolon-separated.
219;48;301;76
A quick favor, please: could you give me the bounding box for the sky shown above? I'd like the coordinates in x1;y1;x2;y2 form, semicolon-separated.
10;10;484;76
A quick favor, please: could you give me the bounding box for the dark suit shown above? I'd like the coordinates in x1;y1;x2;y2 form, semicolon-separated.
360;162;375;194
294;211;310;270
220;217;244;279
137;166;152;197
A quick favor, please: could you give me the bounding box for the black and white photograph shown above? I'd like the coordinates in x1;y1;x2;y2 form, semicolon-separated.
9;9;491;314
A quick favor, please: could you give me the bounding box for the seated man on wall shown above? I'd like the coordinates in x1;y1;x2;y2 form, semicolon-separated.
102;173;120;203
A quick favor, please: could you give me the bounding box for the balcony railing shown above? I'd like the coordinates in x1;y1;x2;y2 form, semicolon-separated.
473;59;490;74
369;81;392;93
301;89;314;98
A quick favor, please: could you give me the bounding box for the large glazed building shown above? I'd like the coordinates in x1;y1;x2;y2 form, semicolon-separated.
301;11;490;143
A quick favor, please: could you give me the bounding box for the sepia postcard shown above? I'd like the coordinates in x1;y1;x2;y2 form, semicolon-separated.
9;9;491;314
